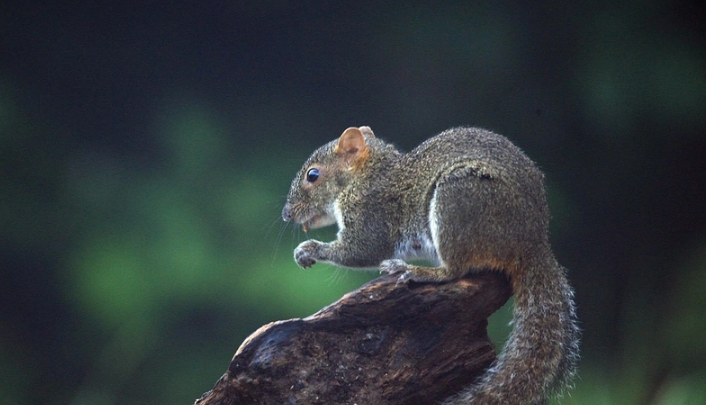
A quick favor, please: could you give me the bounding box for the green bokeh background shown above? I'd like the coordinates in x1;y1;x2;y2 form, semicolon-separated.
1;1;705;404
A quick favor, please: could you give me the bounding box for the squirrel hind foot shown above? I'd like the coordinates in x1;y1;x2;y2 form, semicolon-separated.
394;264;457;283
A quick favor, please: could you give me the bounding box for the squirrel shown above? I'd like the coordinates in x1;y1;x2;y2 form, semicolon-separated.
281;126;580;405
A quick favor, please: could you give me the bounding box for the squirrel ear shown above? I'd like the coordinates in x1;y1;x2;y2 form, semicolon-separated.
336;127;370;169
358;126;375;138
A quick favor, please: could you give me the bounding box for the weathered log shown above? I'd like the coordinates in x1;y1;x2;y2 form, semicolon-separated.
194;271;512;405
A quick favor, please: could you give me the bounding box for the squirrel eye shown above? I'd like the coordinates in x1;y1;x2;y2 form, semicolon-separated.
306;168;320;183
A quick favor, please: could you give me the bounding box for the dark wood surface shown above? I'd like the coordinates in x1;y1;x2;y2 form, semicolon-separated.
194;271;513;405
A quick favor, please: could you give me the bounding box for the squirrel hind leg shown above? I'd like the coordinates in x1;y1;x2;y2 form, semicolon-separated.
430;165;528;278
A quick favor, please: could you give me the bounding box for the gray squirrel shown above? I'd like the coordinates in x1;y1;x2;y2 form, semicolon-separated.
282;126;579;405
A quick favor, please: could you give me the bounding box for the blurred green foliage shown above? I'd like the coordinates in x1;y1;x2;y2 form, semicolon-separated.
1;1;705;404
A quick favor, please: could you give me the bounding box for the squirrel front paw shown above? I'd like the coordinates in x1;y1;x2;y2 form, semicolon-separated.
294;240;323;268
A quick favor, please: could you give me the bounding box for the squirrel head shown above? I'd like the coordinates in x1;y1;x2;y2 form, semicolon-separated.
282;126;375;231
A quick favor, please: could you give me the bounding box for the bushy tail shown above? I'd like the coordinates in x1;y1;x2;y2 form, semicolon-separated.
444;258;580;405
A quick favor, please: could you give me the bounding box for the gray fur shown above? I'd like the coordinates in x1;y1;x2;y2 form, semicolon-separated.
283;126;580;404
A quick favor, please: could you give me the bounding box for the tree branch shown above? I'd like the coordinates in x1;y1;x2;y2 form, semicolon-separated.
194;272;512;405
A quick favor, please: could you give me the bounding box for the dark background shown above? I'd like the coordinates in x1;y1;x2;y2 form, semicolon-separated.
1;1;705;404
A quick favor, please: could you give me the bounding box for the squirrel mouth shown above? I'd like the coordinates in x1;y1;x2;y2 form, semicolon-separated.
301;212;335;232
284;202;335;232
283;203;324;232
302;215;321;232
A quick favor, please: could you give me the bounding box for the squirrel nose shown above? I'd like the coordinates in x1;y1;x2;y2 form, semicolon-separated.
282;204;293;222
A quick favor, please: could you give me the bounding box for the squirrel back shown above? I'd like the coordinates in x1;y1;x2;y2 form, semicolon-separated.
283;126;580;405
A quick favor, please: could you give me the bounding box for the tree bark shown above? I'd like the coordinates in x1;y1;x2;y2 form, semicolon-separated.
194;271;512;405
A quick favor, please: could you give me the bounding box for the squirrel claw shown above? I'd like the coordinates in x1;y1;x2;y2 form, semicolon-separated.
397;270;414;284
296;255;316;268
